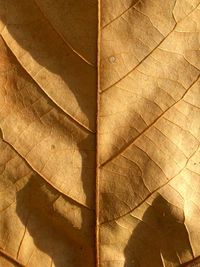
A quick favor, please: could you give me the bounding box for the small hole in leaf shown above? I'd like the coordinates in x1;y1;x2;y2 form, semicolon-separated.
109;56;116;63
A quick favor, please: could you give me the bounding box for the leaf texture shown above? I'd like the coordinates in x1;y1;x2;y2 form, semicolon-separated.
0;0;200;267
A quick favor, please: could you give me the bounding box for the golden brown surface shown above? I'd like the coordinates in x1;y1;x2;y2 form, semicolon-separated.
0;0;200;266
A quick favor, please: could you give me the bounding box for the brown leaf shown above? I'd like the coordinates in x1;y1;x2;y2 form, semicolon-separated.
0;1;200;266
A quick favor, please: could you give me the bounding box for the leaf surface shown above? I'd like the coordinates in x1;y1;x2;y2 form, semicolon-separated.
1;1;200;267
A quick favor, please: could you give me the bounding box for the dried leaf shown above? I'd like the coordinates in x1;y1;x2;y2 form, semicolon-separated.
0;1;200;266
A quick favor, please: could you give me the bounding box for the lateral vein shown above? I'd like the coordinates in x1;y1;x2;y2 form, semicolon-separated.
101;142;200;224
0;133;93;211
102;3;200;93
0;36;94;134
102;0;141;29
100;73;200;168
33;0;95;67
0;248;25;267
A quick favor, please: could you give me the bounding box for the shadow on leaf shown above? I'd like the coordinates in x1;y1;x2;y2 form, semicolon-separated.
124;195;194;267
16;173;94;267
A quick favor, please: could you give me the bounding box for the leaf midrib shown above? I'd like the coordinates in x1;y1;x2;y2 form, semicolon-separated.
95;0;101;265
